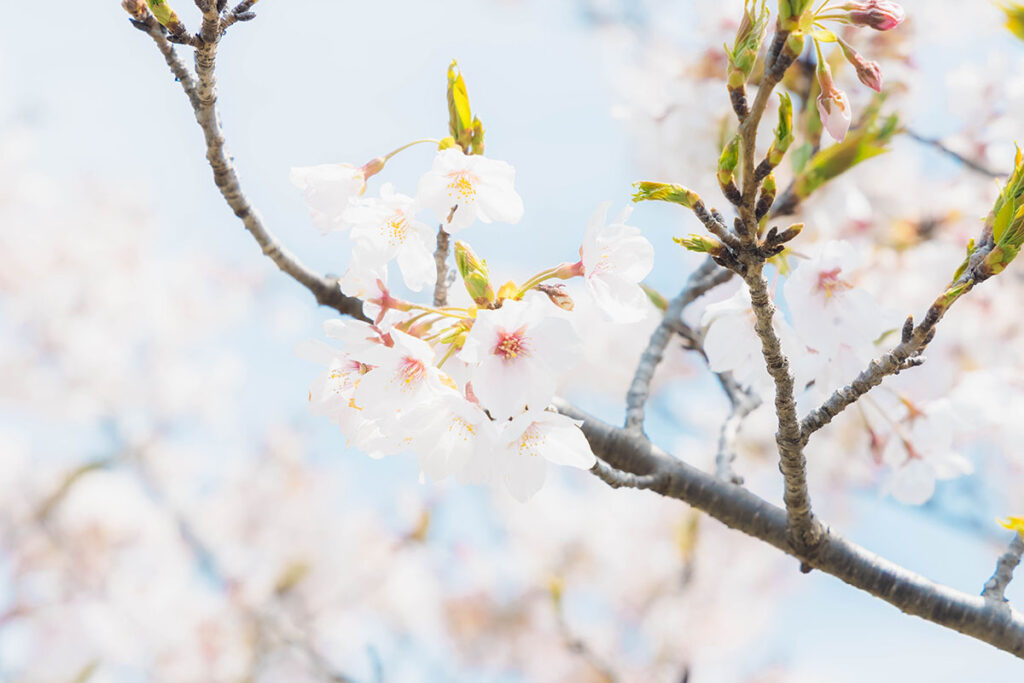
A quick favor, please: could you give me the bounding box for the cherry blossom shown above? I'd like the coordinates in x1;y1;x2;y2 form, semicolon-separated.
459;297;580;420
881;400;973;504
345;183;435;291
402;393;495;482
783;240;890;362
701;287;809;393
289;162;368;232
579;203;655;323
416;148;524;233
496;410;596;501
347;329;456;458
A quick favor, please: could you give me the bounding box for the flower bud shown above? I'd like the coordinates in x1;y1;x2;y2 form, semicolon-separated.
447;61;476;151
717;136;741;186
674;234;724;256
727;0;770;87
454;241;495;305
535;283;575;311
841;1;906;31
631;181;701;209
778;0;815;31
838;39;883;92
1002;3;1024;42
360;156;386;179
776;222;803;244
1000;517;1024;535
768;92;795;166
816;58;852;141
145;0;185;34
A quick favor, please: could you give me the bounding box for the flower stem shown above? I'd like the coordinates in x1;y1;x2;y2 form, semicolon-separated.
383;138;441;161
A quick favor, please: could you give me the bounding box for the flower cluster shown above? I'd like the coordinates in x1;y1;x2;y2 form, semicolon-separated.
292;68;655;499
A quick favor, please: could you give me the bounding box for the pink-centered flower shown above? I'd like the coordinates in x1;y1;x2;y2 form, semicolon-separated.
580;203;655;323
354;329;453;427
345;183;435;292
842;1;906;31
416;148;524;233
458;297;580;420
289;163;367;233
783;241;886;361
881;400;972;505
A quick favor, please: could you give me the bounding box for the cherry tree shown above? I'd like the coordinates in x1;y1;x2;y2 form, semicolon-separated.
7;0;1024;679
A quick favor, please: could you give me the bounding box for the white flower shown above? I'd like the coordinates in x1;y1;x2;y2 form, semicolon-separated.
353;329;452;434
402;393;494;482
345;183;435;292
701;287;809;393
580;203;655;323
416;148;524;233
459;297;580;420
881;400;973;505
783;240;888;361
497;410;596;501
289;163;366;232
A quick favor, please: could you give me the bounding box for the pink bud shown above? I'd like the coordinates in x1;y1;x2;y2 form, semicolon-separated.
816;65;852;141
842;1;906;31
839;40;883;92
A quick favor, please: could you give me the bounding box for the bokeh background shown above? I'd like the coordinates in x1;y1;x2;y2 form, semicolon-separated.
2;0;1024;680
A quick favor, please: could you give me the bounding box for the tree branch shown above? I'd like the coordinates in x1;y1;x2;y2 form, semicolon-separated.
904;128;1006;179
737;30;793;240
714;372;759;485
983;533;1024;604
130;10;367;321
130;15;199;109
799;271;977;443
560;402;1024;659
743;266;822;550
433;226;451;307
623;258;732;434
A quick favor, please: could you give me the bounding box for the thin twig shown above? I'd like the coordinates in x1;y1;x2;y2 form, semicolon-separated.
714;373;759;485
129;9;367;321
624;259;732;433
904;129;1005;179
983;533;1024;603
799;270;979;443
552;592;618;682
131;16;199;109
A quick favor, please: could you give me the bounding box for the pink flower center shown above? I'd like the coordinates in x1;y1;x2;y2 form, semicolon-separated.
816;267;852;300
397;356;426;389
493;327;529;361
